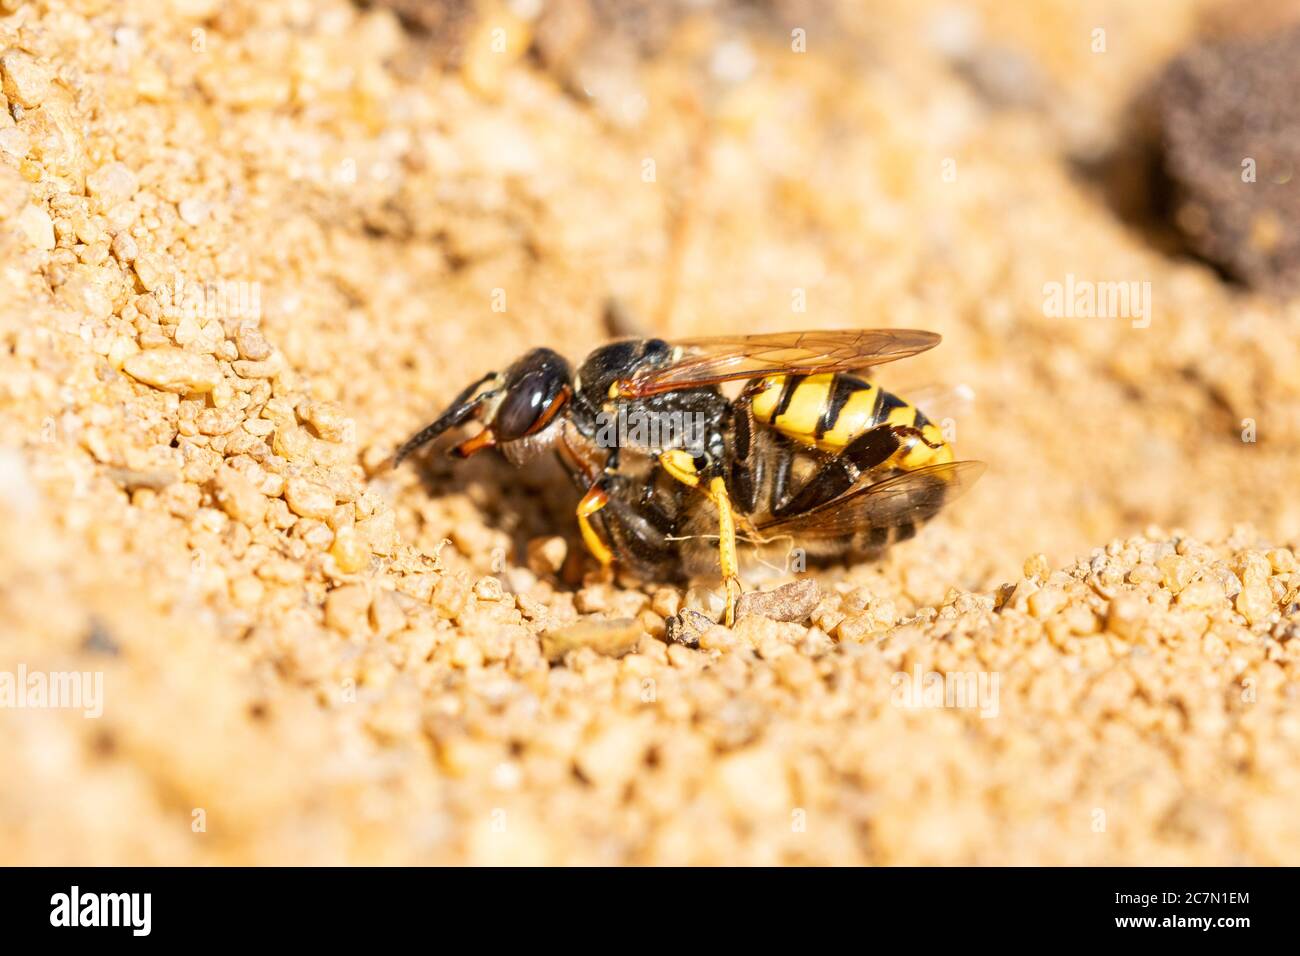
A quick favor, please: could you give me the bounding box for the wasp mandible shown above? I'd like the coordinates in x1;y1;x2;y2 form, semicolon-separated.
391;330;984;626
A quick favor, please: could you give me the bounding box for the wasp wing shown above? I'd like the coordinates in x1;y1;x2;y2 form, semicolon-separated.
755;460;985;539
894;383;975;425
618;329;941;398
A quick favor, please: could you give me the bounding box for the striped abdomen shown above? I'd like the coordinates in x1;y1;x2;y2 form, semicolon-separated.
748;372;953;470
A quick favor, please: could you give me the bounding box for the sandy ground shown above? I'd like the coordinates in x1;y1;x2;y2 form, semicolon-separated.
2;0;1299;864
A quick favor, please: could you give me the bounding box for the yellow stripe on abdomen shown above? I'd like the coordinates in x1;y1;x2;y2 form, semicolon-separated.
753;373;876;452
819;382;878;450
898;421;954;469
774;375;830;438
751;373;955;467
748;374;785;424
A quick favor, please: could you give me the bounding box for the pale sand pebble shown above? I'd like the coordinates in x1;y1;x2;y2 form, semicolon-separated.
85;161;138;212
283;476;336;520
0;125;30;159
734;578;821;623
541;617;642;662
329;523;368;573
1;48;51;107
16;203;54;250
234;325;271;361
213;465;267;526
324;583;370;636
122;347;223;393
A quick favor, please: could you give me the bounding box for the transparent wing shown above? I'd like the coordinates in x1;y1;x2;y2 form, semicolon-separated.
896;383;975;425
755;460;985;539
617;329;941;398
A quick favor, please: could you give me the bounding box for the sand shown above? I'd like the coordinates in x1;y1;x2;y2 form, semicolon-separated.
1;0;1299;865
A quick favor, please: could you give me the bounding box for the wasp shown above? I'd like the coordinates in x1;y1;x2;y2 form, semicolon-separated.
391;330;983;625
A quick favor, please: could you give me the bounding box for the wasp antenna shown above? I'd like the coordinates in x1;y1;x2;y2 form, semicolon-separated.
392;374;497;468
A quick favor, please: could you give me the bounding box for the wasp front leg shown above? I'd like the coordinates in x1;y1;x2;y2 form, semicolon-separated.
576;480;615;570
573;439;682;580
659;448;743;627
575;471;686;583
560;427;617;573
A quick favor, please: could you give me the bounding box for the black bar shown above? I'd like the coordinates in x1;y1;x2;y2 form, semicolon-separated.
0;867;1277;942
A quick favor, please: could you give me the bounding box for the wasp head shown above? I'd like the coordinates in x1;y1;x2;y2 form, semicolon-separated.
392;348;573;468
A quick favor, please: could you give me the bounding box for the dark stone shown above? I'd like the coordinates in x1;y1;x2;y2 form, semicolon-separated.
1156;25;1300;291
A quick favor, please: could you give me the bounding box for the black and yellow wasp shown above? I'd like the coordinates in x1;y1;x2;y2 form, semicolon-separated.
391;330;983;625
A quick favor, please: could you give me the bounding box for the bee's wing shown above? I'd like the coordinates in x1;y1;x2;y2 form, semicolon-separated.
896;383;975;424
619;329;941;398
755;460;985;540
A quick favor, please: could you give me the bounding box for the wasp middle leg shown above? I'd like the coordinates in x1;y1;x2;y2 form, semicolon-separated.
659;446;743;626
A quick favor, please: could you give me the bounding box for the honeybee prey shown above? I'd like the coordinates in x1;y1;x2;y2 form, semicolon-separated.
392;330;983;625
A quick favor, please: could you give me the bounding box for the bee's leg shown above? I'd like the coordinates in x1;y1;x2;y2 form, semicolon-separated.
576;481;614;569
773;424;938;518
727;394;761;513
599;488;680;577
734;383;804;514
659;448;742;626
765;433;797;514
571;437;629;570
710;475;742;627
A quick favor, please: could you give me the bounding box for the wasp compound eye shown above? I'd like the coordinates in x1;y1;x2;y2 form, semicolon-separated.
492;348;572;442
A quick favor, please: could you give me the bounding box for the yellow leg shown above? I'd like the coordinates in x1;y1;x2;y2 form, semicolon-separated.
576;484;613;567
708;476;742;627
660;450;742;626
658;449;700;488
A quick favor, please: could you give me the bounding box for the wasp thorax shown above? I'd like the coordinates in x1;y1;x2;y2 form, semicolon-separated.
575;338;672;401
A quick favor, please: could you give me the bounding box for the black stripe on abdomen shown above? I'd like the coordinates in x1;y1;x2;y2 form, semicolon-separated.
872;388;908;426
773;374;804;420
815;374;859;441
